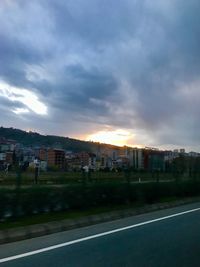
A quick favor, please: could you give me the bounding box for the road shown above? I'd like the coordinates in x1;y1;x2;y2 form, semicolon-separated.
1;202;200;267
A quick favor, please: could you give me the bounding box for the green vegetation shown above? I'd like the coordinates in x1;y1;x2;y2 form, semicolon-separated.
0;169;181;186
1;180;200;223
0;203;141;230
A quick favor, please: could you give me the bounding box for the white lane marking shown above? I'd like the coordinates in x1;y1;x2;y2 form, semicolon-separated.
1;207;200;263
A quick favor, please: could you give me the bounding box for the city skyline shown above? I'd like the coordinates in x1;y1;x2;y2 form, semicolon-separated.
0;126;197;154
0;1;200;151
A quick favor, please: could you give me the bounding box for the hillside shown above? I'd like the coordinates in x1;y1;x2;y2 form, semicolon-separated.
0;127;121;153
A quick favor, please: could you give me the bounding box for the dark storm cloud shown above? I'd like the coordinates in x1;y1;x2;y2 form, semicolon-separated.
56;65;118;111
0;0;200;150
47;0;141;46
0;96;26;110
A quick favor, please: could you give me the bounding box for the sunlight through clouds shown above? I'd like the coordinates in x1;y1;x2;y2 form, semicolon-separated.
0;80;47;115
0;1;200;150
13;107;29;115
87;129;134;146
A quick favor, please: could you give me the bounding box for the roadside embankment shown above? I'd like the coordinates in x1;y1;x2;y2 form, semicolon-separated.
0;196;200;244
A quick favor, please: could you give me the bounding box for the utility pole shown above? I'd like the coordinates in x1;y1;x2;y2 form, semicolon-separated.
34;159;40;184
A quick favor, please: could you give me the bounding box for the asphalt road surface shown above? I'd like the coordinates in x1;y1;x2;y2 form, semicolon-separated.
1;202;200;267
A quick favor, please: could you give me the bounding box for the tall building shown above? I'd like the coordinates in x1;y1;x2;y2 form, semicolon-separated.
39;148;65;169
132;148;144;170
48;149;65;168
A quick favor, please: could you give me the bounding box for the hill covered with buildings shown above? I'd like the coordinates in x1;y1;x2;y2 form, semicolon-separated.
0;127;118;153
0;126;200;174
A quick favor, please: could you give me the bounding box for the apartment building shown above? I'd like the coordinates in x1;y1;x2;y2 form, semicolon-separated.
132;148;144;170
65;152;96;170
39;148;65;169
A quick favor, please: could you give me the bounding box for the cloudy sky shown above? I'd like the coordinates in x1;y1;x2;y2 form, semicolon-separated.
0;0;200;151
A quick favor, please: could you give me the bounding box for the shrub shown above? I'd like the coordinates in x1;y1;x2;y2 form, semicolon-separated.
1;180;200;220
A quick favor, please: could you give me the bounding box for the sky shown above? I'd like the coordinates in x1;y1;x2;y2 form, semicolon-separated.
0;0;200;151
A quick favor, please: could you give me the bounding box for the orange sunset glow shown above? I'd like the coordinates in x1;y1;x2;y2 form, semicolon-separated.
87;129;134;147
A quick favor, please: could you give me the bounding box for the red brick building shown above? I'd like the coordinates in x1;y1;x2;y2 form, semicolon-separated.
39;148;65;169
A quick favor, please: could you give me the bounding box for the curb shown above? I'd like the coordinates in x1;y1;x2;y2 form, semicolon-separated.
0;197;200;245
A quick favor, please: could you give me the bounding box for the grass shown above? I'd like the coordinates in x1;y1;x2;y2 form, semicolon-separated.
0;203;142;231
158;196;179;203
0;170;178;186
0;195;184;231
0;174;199;231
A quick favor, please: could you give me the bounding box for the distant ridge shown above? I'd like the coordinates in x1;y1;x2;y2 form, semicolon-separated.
0;127;122;152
